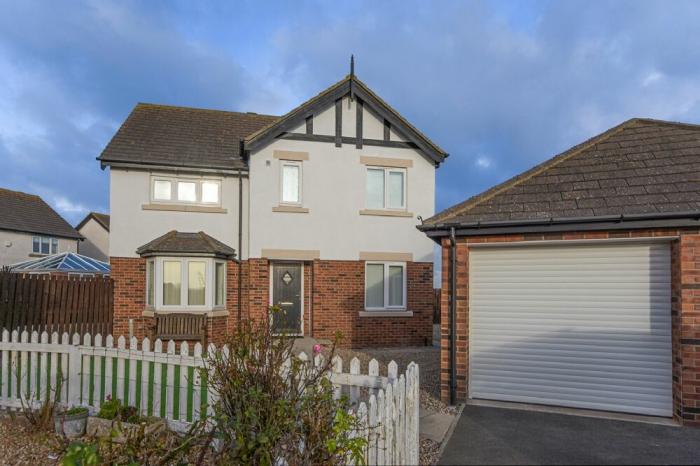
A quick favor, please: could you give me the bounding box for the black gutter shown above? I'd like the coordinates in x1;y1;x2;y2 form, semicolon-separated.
449;227;457;405
419;211;700;239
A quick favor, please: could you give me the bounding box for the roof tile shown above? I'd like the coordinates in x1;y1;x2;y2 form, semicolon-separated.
426;118;700;226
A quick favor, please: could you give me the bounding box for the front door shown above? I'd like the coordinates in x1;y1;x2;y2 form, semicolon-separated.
271;263;303;334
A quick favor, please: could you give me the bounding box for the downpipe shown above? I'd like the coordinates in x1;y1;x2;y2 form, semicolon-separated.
449;227;457;405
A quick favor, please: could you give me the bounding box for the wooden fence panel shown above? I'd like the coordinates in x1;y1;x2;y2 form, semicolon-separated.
0;272;113;336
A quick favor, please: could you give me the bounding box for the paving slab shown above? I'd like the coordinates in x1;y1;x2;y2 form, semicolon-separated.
420;407;457;443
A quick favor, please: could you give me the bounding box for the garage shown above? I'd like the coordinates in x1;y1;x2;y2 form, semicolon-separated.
468;240;672;417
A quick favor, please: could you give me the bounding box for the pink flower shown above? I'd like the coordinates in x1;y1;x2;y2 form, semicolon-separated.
313;344;322;354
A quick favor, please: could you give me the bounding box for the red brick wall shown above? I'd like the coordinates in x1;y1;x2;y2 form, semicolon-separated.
439;227;700;426
112;256;434;349
311;260;433;347
111;257;152;340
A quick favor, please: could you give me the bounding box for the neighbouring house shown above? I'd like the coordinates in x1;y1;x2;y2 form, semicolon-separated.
98;72;447;347
10;251;110;276
0;187;82;268
76;212;110;261
419;118;700;426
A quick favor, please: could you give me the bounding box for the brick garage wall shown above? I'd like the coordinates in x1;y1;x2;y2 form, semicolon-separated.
110;257;153;340
439;227;700;426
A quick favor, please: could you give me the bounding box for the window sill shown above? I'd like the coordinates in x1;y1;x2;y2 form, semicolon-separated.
272;205;309;214
359;209;413;218
29;253;51;257
142;309;229;318
142;203;227;214
359;310;413;317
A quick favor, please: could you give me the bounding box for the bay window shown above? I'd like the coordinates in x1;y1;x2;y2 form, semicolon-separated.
365;262;406;310
366;167;406;210
148;257;226;311
151;177;221;206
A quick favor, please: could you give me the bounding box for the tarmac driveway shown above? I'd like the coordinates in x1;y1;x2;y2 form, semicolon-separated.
440;405;700;465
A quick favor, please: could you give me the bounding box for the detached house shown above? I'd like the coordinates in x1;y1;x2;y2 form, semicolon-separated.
0;188;82;267
98;73;447;347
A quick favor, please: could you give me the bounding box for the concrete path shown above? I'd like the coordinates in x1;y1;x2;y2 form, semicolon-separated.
420;407;456;443
440;404;700;465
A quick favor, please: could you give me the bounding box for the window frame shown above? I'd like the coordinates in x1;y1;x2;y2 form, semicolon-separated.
146;259;155;308
150;176;222;206
364;261;407;311
365;167;407;211
279;159;303;206
213;260;226;308
32;235;59;255
155;256;217;312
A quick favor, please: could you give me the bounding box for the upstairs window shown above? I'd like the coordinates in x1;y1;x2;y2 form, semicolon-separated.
366;167;406;210
32;236;58;255
151;177;221;205
280;161;302;205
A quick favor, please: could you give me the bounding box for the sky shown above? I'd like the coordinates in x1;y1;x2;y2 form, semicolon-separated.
2;0;700;226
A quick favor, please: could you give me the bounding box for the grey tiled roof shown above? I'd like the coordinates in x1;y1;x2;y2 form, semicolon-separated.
0;188;81;239
98;103;279;171
76;212;110;232
426;118;700;226
136;231;236;258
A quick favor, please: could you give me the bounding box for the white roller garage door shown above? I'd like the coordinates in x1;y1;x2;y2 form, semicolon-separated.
469;241;672;417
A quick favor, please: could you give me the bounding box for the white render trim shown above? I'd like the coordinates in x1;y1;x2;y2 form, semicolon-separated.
360;155;413;168
142;203;227;214
142;309;229;318
273;150;309;161
360;251;413;262
261;249;320;260
466;236;679;248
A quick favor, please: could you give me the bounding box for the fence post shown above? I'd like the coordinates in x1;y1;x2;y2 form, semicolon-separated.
67;333;81;407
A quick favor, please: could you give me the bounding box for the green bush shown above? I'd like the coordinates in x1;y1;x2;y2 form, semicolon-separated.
97;397;140;423
203;307;367;465
63;406;89;417
62;442;101;466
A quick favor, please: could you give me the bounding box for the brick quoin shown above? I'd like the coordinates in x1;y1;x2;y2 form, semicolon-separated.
111;257;434;349
439;227;700;427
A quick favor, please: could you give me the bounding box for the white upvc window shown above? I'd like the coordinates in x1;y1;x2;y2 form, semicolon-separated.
152;256;226;311
32;236;58;255
280;160;302;205
365;167;406;210
146;259;155;307
364;262;407;310
150;177;222;206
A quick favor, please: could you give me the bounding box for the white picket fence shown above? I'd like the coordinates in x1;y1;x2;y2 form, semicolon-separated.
0;329;419;465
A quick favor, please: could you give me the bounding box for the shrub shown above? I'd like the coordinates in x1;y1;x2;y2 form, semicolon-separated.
97;397;140;423
63;407;89;417
203;307;367;465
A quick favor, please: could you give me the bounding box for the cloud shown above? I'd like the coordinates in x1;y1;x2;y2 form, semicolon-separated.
3;0;700;228
475;156;492;169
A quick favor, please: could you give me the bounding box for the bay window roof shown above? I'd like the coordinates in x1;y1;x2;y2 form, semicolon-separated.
136;231;236;259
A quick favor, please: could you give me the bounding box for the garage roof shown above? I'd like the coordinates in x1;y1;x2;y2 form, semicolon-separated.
422;118;700;234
